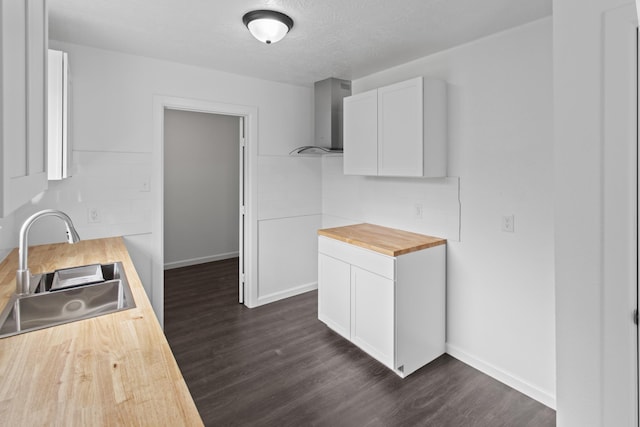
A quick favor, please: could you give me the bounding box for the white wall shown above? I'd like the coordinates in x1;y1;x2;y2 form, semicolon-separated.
0;214;16;261
324;18;555;407
163;110;239;268
257;156;321;304
554;0;637;426
0;40;319;318
3;149;155;293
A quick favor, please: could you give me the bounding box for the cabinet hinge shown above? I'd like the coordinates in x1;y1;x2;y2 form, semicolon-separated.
240;205;246;215
241;273;246;283
634;309;638;325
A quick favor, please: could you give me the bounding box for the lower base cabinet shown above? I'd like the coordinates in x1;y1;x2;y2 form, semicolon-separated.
318;254;351;340
351;265;395;368
318;235;445;378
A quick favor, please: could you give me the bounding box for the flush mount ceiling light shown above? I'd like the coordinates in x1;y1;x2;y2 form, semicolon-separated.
242;10;294;44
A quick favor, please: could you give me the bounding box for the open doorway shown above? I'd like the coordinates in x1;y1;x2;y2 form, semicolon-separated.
163;109;240;271
151;96;258;328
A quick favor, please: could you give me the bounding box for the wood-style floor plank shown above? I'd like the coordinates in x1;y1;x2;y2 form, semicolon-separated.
165;259;555;426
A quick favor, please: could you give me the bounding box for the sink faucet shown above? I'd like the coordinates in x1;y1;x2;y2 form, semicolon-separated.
16;209;81;295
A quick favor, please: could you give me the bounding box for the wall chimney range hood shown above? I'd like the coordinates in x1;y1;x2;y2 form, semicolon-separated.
290;77;352;155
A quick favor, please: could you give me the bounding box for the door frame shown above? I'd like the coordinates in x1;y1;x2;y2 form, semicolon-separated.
152;96;258;326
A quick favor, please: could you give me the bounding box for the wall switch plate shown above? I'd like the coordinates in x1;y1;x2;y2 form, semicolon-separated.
88;207;101;223
502;215;515;233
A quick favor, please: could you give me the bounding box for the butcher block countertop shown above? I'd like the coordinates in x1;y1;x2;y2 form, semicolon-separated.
0;237;203;426
318;223;446;257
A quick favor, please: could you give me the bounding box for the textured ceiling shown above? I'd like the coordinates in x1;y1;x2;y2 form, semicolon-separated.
48;0;552;87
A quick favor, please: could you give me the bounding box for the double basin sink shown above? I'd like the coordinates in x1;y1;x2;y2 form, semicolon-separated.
0;262;136;338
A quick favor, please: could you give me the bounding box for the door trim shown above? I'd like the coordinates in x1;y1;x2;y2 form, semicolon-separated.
239;116;245;304
152;96;258;326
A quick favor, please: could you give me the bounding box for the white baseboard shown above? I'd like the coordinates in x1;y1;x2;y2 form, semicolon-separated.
445;343;556;410
164;251;239;270
254;282;318;307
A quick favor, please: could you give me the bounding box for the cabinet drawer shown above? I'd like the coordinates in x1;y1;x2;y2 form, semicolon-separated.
318;236;395;280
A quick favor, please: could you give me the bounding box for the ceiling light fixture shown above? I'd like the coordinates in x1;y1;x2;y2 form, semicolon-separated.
242;10;294;44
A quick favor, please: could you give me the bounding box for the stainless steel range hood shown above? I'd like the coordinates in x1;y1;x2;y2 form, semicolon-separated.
290;77;352;155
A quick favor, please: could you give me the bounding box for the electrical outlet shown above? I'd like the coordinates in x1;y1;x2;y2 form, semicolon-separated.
88;207;101;223
141;178;150;192
414;203;423;219
501;215;515;233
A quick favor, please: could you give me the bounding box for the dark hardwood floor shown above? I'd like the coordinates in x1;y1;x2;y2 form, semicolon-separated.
165;259;555;427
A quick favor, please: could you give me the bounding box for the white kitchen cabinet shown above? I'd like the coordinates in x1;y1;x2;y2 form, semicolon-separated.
343;89;377;175
317;223;446;378
47;49;70;180
318;253;351;340
0;0;48;217
343;77;446;178
350;265;395;369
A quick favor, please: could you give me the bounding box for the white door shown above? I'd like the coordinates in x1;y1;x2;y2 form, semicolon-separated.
637;23;640;427
1;0;48;217
350;266;394;369
343;89;378;175
377;77;423;177
602;5;638;425
239;116;246;304
318;254;351;340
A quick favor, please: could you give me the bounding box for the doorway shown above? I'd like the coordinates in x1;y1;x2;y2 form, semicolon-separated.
163;110;240;271
151;96;258;327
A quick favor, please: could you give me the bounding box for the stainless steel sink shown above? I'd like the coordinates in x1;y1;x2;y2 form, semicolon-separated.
0;262;136;338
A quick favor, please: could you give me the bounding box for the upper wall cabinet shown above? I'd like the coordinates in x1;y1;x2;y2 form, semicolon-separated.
343;90;378;175
48;49;70;180
343;77;447;178
0;0;48;217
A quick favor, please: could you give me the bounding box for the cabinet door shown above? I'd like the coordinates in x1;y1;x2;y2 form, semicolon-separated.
47;49;70;180
343;89;378;176
0;0;48;217
377;77;423;177
318;254;351;340
351;266;394;369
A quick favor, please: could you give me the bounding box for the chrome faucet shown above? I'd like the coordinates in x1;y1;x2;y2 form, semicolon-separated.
16;209;81;295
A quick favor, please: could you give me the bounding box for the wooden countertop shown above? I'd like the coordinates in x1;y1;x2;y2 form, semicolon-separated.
0;237;203;426
318;223;446;257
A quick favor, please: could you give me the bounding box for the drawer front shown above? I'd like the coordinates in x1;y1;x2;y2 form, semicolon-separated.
318;236;395;280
